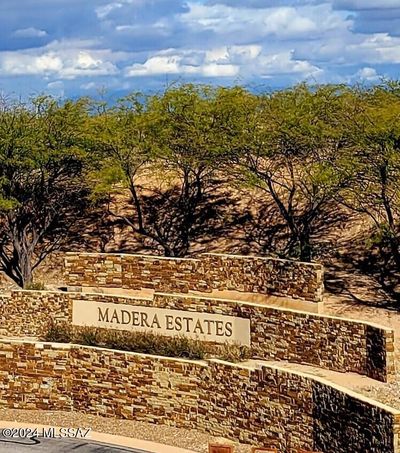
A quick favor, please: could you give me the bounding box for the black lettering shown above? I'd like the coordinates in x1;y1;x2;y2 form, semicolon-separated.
110;310;120;324
121;310;131;325
151;314;161;329
140;312;149;328
183;317;192;333
175;316;182;332
193;319;204;335
215;321;224;336
204;320;214;335
132;311;140;327
225;322;233;337
98;307;109;323
165;315;174;330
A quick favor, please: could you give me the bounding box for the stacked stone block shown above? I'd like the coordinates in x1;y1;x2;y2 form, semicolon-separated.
0;340;396;453
0;290;395;382
64;252;324;303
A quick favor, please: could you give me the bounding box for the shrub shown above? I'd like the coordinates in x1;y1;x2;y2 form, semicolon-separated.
25;281;46;291
43;322;208;360
43;322;253;362
45;320;73;343
215;342;252;363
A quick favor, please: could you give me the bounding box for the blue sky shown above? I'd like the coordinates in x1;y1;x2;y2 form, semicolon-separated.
1;0;400;97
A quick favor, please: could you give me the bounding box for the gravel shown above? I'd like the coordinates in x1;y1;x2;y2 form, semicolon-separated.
359;379;400;411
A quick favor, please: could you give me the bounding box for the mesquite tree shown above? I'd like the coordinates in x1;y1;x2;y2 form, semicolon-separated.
232;84;351;261
93;85;236;257
0;96;91;287
339;83;400;292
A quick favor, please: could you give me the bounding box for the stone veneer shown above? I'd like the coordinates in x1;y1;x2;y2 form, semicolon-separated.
0;290;395;382
0;339;397;453
63;252;324;308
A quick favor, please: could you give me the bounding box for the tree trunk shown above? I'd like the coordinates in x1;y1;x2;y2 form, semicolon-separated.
19;250;33;288
388;233;400;272
299;229;312;262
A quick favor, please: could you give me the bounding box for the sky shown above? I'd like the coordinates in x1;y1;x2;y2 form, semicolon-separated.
1;0;400;98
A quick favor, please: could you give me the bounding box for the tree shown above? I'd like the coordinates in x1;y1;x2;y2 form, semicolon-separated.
0;95;91;287
233;84;351;262
339;82;400;292
93;84;238;257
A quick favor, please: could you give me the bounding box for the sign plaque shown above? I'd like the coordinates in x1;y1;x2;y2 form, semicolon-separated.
72;300;251;346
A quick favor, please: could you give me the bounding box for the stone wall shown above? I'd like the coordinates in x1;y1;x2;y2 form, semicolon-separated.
0;339;397;453
0;290;394;382
63;252;324;305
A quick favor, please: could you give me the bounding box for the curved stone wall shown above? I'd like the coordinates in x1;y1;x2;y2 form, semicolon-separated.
0;339;397;453
64;252;324;310
0;290;395;382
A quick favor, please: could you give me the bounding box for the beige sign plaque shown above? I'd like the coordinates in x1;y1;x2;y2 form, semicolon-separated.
72;300;251;346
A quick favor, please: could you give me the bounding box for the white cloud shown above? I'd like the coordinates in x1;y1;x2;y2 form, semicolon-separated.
2;0;400;93
258;51;322;78
47;80;65;97
0;41;120;79
205;45;261;63
201;63;239;77
12;27;47;38
125;51;239;77
181;3;349;39
231;45;262;60
96;2;124;19
125;46;316;80
96;0;144;19
205;47;230;63
80;81;97;90
126;55;181;76
2;53;63;75
354;67;380;81
346;33;400;64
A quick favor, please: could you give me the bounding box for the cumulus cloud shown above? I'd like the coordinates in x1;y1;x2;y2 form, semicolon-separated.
13;27;47;38
345;33;400;64
354;67;380;81
180;3;346;39
1;0;400;96
125;46;318;81
0;40;121;79
333;0;400;10
257;51;322;78
125;52;239;77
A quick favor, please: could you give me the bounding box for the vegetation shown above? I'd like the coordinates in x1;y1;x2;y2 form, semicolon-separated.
92;85;239;256
44;321;252;362
1;81;400;298
0;95;93;288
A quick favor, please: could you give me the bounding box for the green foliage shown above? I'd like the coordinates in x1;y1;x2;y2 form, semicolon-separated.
24;281;46;291
0;95;93;287
43;321;253;362
215;343;252;363
45;320;72;343
231;83;353;261
43;322;208;360
3;81;400;294
89;83;251;257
